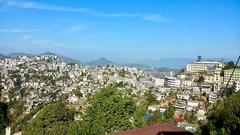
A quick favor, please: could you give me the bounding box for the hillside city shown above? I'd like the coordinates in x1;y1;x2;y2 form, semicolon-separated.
0;54;239;135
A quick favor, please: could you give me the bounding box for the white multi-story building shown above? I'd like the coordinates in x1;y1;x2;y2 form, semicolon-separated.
208;92;218;103
192;86;201;94
181;80;192;88
200;84;212;94
204;67;223;83
224;69;240;84
186;61;223;73
155;78;165;87
164;76;180;88
234;80;240;92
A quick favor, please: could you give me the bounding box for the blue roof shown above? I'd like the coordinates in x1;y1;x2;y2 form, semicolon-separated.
144;112;153;120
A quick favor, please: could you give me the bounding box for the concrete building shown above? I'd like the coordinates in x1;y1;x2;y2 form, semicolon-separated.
213;83;221;92
234;80;240;92
204;70;223;83
181;80;193;88
177;92;190;101
164;76;180;88
196;109;206;121
200;84;212;94
208;92;218;103
155;78;165;87
224;68;240;84
186;100;199;112
192;86;200;95
186;61;223;73
148;105;158;112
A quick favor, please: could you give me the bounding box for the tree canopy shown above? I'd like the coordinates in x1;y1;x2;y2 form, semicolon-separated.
144;105;175;126
0;102;9;135
72;86;144;135
198;76;205;83
18;86;148;134
144;90;157;106
224;61;235;69
23;102;74;135
201;92;240;135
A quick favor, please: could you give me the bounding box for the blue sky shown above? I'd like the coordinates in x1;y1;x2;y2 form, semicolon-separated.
0;0;239;62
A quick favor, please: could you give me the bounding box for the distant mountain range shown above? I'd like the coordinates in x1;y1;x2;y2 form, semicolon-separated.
41;52;82;64
0;52;82;64
0;53;8;59
0;52;234;69
138;58;195;69
8;52;34;57
85;57;115;67
84;58;152;68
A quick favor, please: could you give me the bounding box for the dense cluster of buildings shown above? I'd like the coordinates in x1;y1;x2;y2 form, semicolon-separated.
149;60;239;132
0;55;164;114
0;55;239;134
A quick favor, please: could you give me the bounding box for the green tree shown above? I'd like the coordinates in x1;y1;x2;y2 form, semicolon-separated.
202;92;207;97
13;103;45;133
198;76;204;83
0;84;3;99
164;105;175;120
0;102;9;135
144;105;175;126
144;90;157;106
72;87;83;98
23;102;74;135
75;86;144;135
202;92;240;134
224;61;235;69
185;112;196;124
0;73;2;99
67;121;85;135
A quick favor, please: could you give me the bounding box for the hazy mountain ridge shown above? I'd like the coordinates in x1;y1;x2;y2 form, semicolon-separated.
41;52;82;64
120;63;151;69
85;57;115;67
8;52;34;58
137;58;195;69
3;52;82;64
1;52;234;69
0;53;8;59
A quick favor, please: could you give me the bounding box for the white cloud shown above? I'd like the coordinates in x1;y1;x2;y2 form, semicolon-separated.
0;28;41;33
1;0;135;17
143;14;169;22
1;0;91;13
0;0;169;22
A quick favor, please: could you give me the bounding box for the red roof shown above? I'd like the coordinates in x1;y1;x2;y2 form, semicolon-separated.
175;117;185;123
117;123;192;135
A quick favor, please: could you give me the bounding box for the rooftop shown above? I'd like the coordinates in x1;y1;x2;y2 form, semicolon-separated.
195;61;222;64
117;123;192;135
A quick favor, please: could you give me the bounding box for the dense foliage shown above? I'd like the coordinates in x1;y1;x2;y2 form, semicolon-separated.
145;90;157;106
12;103;46;133
224;61;235;70
0;102;9;135
16;86;162;134
71;86;145;135
198;76;205;83
144;105;175;126
201;92;240;135
23;102;74;135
